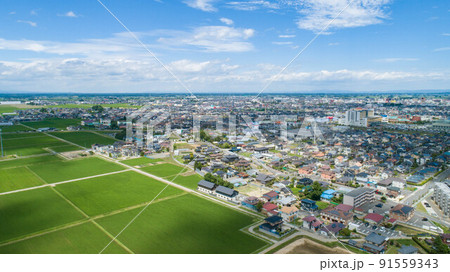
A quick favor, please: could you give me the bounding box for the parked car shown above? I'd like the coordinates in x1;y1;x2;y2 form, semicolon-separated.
375;203;383;208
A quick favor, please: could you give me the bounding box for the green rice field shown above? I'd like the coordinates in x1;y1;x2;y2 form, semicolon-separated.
140;163;188;178
28;157;125;183
22;118;81;130
0;167;45;193
50;131;116;147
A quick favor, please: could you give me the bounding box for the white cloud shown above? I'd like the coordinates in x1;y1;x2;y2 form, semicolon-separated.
226;1;280;11
442;33;450;36
184;0;217;12
60;11;79;18
294;0;391;33
271;69;445;82
375;58;419;63
17;20;37;27
220;17;234;25
9;11;16;15
434;47;450;52
30;10;38;16
279;34;296;38
157;26;255;52
272;41;293;45
328;42;340;46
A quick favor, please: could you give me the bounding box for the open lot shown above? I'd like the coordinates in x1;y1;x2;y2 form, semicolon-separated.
0;222;128;254
120;157;162;167
22;118;81;130
97;194;267;253
50;131;116;147
0;187;85;243
0;167;45;193
140;163;188;178
28;157;125;183
55;171;183;216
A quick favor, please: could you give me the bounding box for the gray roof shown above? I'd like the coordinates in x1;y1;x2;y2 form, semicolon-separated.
365;232;387;245
216;185;237;197
397;245;418;254
363;242;385;252
345;187;374;197
197;180;216;190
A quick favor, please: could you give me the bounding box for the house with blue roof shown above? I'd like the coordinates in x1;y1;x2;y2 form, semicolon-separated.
321;189;336;201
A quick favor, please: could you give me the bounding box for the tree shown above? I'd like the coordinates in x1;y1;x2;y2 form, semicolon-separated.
40;108;47;113
256;201;264;212
110;120;119;129
92;105;104;113
381;196;387;203
194;161;203;170
339;228;351;237
305;181;324;201
431;236;450;254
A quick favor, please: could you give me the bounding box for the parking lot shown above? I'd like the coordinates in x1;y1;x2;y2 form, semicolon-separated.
353;221;402;238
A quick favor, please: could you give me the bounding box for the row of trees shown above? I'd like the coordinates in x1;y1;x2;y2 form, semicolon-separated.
204;173;234;189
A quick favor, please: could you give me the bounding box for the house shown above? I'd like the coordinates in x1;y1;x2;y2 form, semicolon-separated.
276;195;297;206
440;233;450;245
279;206;299;222
259;215;283;236
321;189;336;201
397;245;419;254
364;213;384;225
255;147;269;153
242;196;260;211
320;223;345;237
386;186;401;198
390;204;414;221
363;232;388;254
320;205;353;224
263;190;279;202
256;173;275;185
301;199;318;211
297;177;313;186
262;202;278;215
302;216;323;231
356;172;370;183
215;186;238;202
197;180;216;194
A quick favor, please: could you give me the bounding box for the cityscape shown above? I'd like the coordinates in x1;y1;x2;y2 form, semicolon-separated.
0;93;448;255
0;1;449;269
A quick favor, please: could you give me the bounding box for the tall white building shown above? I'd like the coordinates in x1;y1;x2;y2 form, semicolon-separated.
434;182;450;217
344;109;375;127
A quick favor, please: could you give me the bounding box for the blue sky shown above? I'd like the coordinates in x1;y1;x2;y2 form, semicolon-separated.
0;0;449;93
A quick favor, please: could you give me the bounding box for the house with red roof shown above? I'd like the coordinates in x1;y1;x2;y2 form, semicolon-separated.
302;216;324;232
262;202;278;216
364;213;384;225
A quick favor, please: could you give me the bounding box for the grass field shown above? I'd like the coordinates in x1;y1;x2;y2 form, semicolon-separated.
0;167;45;193
1;133;75;156
0;155;60;170
0;124;33;133
0;222;127;254
45;103;139;109
120;157;163;167
169;173;203;190
97;194;267;253
140;163;187;178
49;145;84;153
386;238;425;254
22;118;81;130
50;131;116;147
0;105;20;115
55;171;183;216
28;157;125;183
0;187;85;243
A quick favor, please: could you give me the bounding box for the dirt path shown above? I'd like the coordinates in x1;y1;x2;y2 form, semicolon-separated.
274;238;350;254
